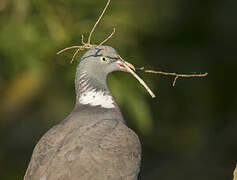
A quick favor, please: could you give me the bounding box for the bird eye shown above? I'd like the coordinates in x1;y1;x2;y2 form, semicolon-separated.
100;56;108;62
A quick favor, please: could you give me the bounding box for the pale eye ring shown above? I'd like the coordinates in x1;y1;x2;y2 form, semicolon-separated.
100;56;108;62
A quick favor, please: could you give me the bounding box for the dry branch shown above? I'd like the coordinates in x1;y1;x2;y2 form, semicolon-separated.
88;0;111;44
124;65;156;98
99;28;116;46
234;164;237;180
138;67;208;86
57;0;115;63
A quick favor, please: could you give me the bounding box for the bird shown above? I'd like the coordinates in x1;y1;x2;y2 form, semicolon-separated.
24;46;142;180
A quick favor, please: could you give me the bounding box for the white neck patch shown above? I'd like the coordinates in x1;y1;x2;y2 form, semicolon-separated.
79;89;115;108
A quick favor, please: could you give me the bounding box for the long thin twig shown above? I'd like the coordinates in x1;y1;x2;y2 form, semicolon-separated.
99;27;116;46
57;46;85;55
139;67;208;86
57;0;115;63
124;64;156;98
88;0;111;44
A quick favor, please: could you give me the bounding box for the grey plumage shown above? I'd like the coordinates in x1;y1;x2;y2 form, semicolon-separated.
24;46;141;180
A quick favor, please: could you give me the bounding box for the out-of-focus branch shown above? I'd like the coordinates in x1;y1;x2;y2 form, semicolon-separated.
234;164;237;180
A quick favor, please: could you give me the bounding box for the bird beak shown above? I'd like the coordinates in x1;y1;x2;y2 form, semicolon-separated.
115;60;136;72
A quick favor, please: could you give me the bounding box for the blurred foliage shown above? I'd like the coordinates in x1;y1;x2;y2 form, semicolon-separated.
0;0;237;179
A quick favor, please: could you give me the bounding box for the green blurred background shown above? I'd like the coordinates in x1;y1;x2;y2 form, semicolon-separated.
0;0;236;179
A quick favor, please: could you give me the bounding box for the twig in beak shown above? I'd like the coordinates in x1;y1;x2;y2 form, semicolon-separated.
123;62;156;98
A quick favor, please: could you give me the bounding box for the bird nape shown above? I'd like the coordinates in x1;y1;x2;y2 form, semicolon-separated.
24;46;142;180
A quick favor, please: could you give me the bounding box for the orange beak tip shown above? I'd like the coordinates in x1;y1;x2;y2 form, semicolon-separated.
125;62;136;72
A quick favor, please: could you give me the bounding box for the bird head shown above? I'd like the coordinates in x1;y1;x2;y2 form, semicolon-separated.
74;46;135;108
78;46;135;80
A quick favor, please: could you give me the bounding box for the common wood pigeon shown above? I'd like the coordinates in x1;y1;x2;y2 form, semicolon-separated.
24;46;141;180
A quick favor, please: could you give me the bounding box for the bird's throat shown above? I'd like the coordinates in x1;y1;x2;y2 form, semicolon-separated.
75;71;115;109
